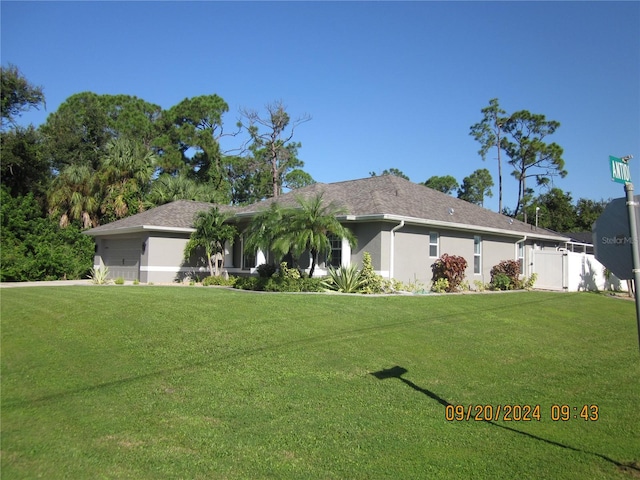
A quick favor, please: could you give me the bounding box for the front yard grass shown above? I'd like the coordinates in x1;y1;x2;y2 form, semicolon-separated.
1;288;639;479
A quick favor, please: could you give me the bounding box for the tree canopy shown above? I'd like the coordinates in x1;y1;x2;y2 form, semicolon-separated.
423;175;459;195
470;99;567;218
501;110;566;219
244;194;356;277
1;64;45;129
369;168;410;180
457;169;494;207
240;101;312;199
469;98;507;212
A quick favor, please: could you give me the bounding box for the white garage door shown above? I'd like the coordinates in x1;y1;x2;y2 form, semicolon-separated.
102;238;141;281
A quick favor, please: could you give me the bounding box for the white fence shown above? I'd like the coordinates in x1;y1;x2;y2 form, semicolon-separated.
531;249;629;292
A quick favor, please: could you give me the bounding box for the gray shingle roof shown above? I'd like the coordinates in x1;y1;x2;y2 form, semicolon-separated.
85;176;569;241
235;176;569;240
85;200;226;235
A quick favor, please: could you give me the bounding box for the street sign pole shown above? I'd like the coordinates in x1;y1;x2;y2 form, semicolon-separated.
623;181;640;352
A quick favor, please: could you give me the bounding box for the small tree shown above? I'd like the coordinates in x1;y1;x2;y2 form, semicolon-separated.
431;254;468;292
184;207;236;277
286;194;356;278
457;168;494;207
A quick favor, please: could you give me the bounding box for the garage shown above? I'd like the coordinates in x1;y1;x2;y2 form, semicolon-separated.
101;237;141;281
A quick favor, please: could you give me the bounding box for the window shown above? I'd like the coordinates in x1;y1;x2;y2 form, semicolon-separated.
429;232;439;258
518;242;524;274
327;234;342;267
474;235;482;274
242;236;255;270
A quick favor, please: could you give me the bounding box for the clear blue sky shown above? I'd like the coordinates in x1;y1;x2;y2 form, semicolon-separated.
2;1;639;213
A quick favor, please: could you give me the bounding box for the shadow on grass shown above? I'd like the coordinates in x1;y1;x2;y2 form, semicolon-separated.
370;366;639;476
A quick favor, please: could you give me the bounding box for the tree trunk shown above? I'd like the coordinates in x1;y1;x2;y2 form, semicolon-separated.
497;126;503;214
207;253;215;277
309;249;318;278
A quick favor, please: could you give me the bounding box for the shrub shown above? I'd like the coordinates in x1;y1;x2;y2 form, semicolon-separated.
1;188;94;281
431;277;450;293
523;273;538;291
264;276;301;292
278;262;301;280
234;276;264;291
114;277;125;285
133;279;140;285
490;260;521;290
256;263;277;278
203;275;236;287
300;277;325;292
473;280;487;292
431;254;468;292
491;273;512;291
322;264;364;293
88;266;110;285
359;252;384;294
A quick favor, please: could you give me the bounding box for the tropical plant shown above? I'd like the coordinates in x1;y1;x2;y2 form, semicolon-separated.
147;174;224;205
48;163;101;228
88;266;110;285
286;194;356;278
431;254;468;292
322;264;364;293
184;207;237;277
98;137;156;222
244;202;290;263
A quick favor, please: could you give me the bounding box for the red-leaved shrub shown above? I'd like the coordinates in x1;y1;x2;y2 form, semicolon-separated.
431;254;468;292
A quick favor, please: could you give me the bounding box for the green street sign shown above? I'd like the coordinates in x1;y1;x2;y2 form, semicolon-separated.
610;155;632;184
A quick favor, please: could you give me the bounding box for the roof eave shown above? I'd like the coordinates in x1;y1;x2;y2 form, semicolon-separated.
83;225;196;236
337;214;570;242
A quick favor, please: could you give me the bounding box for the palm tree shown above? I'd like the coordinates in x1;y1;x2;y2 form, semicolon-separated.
286;193;356;277
243;202;289;263
184;207;237;277
48;163;101;228
148;174;222;206
99;138;156;220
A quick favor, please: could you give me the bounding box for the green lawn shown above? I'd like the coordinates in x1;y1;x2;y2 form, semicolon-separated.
1;287;639;479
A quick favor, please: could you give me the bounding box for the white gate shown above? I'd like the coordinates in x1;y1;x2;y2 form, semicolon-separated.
532;249;567;291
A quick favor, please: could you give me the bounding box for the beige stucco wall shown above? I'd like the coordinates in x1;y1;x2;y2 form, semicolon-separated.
144;233;196;283
389;225;530;288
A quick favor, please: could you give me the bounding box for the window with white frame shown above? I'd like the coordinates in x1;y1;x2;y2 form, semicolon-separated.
474;235;482;274
518;242;524;274
429;232;439;258
327;234;342;267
